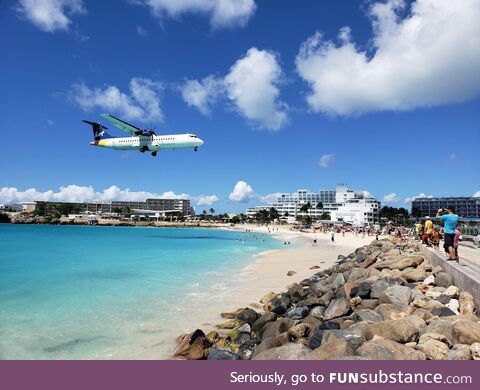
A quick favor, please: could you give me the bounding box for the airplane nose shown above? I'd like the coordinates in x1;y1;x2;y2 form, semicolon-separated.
198;138;204;146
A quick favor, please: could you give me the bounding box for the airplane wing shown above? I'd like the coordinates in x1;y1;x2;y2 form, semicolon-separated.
101;114;143;136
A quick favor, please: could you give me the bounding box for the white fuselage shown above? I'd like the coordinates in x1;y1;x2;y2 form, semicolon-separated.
90;133;204;152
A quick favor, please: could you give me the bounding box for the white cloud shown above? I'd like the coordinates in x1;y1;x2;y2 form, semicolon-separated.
0;185;217;206
295;0;480;115
70;77;164;122
259;192;282;204
318;153;333;168
228;180;258;202
362;190;373;199
193;194;219;206
136;25;148;36
404;192;433;203
383;192;398;203
180;48;288;130
473;191;480;198
180;76;223;115
17;0;86;32
224;48;288;130
139;0;256;29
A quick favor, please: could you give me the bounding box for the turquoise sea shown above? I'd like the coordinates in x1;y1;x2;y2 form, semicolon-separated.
0;224;281;359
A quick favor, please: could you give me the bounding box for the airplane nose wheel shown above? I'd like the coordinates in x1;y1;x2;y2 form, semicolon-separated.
194;146;198;152
151;151;157;157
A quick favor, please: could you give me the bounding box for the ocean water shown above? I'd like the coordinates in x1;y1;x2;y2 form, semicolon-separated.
0;224;281;359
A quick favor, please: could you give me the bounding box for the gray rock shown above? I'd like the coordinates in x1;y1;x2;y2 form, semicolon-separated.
358;339;426;360
431;306;457;317
379;286;412;307
308;321;340;349
252;312;276;332
321;328;366;350
353;309;383;323
332;273;346;289
435;272;453;288
270;296;291;315
323;298;351;320
446;344;471;360
253;343;312;360
237;323;251;334
235;308;258;325
371;279;400;299
347;268;368;282
309;306;326;320
261;318;293;340
471;343;480;360
310;339;354;360
417;337;449;360
358;299;379;310
374;255;424;271
285;306;310;320
421;320;453;345
288;323;311;339
207;348;240;360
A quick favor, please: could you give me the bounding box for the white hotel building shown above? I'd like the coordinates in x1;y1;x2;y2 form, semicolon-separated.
246;185;380;226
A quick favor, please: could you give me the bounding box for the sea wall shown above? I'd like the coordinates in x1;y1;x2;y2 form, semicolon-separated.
174;238;480;360
419;245;480;313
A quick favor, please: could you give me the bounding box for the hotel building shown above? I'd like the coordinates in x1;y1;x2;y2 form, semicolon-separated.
411;197;480;219
246;185;380;225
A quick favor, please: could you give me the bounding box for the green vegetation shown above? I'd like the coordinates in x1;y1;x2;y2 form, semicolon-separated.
379;206;410;225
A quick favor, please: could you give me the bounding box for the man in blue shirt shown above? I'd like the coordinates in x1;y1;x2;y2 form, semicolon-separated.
436;207;459;261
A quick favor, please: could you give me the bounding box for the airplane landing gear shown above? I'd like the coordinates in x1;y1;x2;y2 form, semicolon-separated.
151;151;157;157
140;146;148;153
194;146;198;152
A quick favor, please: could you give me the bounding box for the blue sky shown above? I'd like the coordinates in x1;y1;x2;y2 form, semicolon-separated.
1;0;479;213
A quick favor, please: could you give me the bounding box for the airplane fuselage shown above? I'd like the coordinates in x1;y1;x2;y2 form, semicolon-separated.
90;133;204;152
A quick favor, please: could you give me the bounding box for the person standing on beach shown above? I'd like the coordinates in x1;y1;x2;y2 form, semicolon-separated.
331;232;335;245
436;207;459;261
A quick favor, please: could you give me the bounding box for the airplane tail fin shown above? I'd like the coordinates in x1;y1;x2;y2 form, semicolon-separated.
82;120;112;140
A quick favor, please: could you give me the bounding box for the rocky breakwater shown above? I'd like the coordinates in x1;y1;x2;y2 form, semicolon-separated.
173;239;480;360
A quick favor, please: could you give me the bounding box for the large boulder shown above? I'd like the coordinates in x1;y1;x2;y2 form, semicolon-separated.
416;333;450;360
252;312;276;333
358;339;426;360
370;279;401;299
270;296;291;315
253;343;313;360
323;298;351;320
435;272;453;288
421;320;453;345
446;344;471;360
253;333;290;357
459;292;476;315
186;336;211;360
321;328;366;350
310;339;354;360
347;268;369;283
261;318;293;340
235;308;258;325
402;267;427;282
365;316;426;343
309;306;326;320
452;319;480;344
207;348;240;360
379;286;412;307
353;309;383;323
374;255;424;271
308;321;340;349
285;306;310;320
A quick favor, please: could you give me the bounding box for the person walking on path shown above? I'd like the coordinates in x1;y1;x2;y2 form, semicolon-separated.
423;216;433;246
436;207;459;261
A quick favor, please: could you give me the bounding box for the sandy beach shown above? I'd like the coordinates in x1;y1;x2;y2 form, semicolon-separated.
160;225;379;357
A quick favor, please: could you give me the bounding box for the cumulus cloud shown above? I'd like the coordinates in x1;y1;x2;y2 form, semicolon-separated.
383;192;398;203
473;191;480;198
0;185;217;206
295;0;480;115
228;180;257;202
139;0;256;29
17;0;86;32
194;194;219;206
70;78;164;122
259;192;282;204
318;154;333;168
404;192;433;203
224;48;288;130
181;48;288;130
180;76;224;115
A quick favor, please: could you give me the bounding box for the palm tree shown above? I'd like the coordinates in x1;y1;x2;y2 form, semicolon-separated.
299;202;311;214
209;208;215;215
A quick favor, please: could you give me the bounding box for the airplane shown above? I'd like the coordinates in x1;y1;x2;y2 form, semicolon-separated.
82;114;204;157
